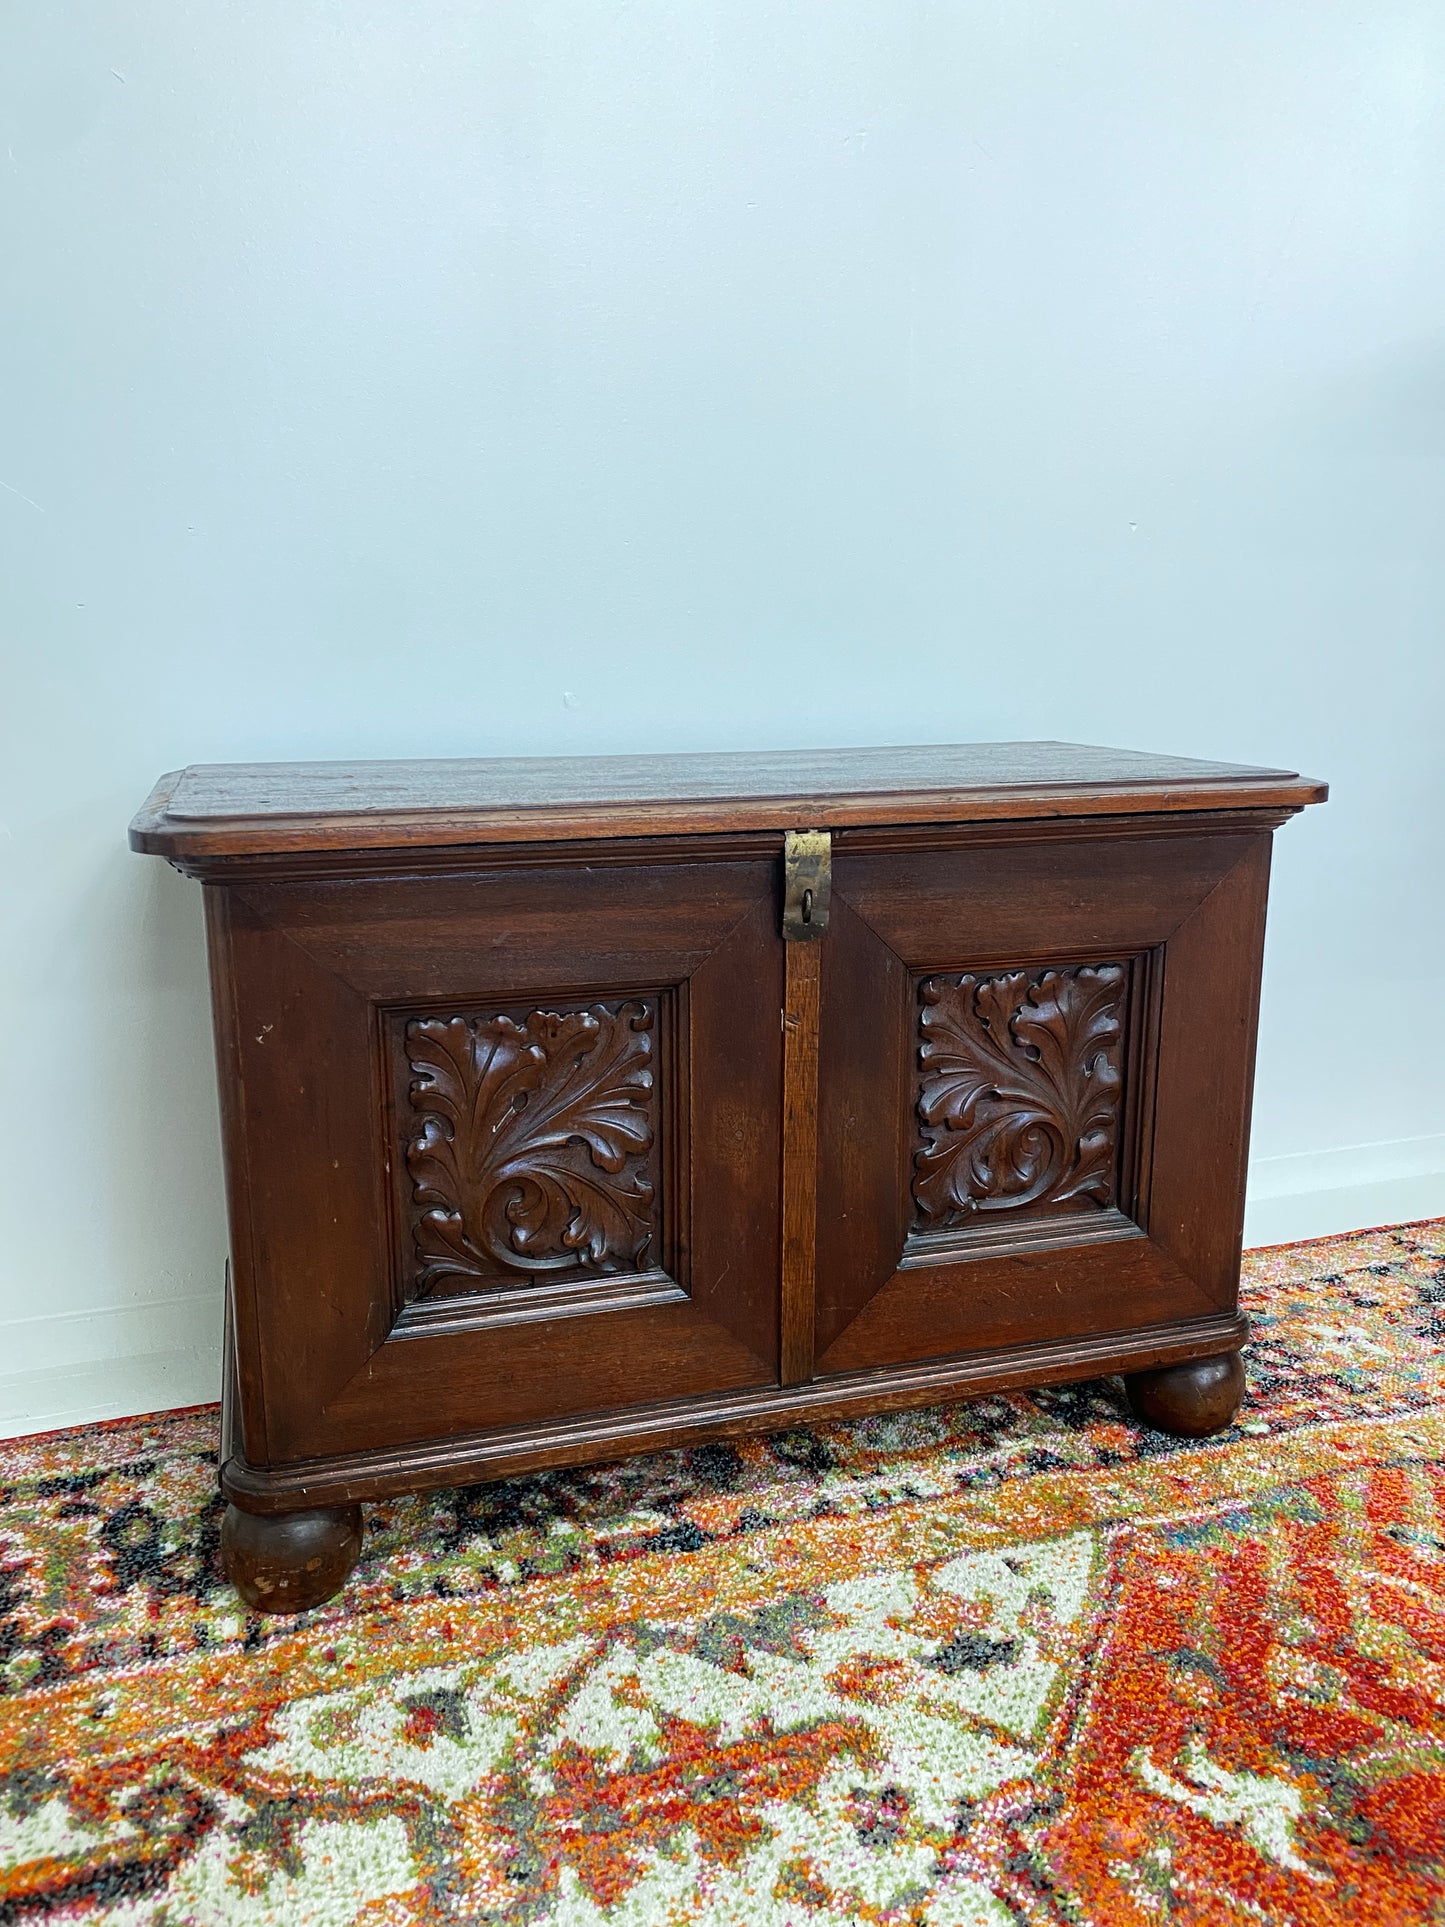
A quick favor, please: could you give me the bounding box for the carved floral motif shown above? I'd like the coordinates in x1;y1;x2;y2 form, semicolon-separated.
913;964;1124;1227
404;1001;656;1290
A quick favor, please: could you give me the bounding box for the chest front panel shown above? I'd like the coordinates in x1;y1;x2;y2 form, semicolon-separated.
813;828;1273;1374
210;855;784;1462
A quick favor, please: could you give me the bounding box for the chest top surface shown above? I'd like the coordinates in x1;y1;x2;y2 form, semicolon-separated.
131;741;1327;863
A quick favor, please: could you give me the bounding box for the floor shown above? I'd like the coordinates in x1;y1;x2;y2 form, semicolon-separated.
1;1221;1441;1924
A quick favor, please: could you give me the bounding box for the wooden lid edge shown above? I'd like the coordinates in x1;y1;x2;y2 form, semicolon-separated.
128;771;185;852
130;771;1329;864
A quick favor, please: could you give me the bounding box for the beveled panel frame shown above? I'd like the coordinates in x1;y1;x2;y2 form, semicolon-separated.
206;854;783;1464
814;828;1273;1375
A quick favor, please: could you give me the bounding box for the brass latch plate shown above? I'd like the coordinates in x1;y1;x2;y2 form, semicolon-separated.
782;829;831;942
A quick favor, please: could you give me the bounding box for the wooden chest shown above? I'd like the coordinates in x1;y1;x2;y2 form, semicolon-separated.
132;743;1325;1610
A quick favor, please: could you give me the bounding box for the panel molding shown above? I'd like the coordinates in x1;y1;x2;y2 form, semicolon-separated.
830;806;1302;859
170;807;1302;886
389;1270;687;1339
222;1306;1249;1511
901;1204;1141;1267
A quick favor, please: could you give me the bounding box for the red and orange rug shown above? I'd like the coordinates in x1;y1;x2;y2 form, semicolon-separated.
2;1222;1443;1924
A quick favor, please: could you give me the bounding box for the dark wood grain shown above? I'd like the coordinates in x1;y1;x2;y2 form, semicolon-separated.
151;808;1303;892
780;940;820;1385
221;1503;364;1612
221;1307;1250;1511
206;881;391;1454
314;1301;774;1457
684;899;783;1370
1125;1352;1246;1436
207;856;782;1464
830;833;1254;966
1145;834;1274;1307
136;741;1322;1611
131;743;1326;864
814;893;911;1358
810;829;1271;1379
227;861;757;1003
817;1230;1219;1375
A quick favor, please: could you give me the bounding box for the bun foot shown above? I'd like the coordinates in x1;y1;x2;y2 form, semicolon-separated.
222;1502;364;1613
1125;1351;1245;1439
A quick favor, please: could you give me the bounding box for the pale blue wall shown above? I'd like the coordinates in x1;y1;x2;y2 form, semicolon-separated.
2;1;1443;1425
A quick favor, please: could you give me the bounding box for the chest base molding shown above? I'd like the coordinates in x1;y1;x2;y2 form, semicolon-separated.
220;1305;1247;1513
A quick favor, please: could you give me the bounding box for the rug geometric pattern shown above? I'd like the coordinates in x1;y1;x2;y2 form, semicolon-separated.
2;1223;1442;1923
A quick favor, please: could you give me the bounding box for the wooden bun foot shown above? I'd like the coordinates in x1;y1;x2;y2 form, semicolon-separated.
1124;1351;1245;1439
221;1502;364;1613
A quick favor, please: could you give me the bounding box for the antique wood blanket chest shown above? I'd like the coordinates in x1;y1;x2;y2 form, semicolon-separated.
132;743;1326;1610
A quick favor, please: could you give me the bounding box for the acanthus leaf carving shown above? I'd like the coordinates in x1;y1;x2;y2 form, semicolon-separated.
404;1000;656;1290
913;963;1124;1226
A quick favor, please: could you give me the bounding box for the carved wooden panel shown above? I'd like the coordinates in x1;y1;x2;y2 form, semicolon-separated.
396;998;662;1297
912;963;1125;1229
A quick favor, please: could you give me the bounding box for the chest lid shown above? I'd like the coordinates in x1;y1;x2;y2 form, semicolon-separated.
131;741;1326;863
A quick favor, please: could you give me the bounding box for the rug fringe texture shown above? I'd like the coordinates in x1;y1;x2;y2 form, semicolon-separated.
1;1223;1442;1923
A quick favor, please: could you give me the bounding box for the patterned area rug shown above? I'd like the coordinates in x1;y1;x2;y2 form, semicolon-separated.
2;1224;1443;1925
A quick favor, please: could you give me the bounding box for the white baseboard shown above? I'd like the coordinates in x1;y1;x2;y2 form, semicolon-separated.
1242;1174;1445;1249
1243;1132;1445;1249
0;1293;223;1441
1;1138;1442;1442
0;1349;223;1441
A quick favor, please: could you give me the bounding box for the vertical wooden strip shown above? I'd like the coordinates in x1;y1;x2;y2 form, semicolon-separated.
781;937;821;1384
